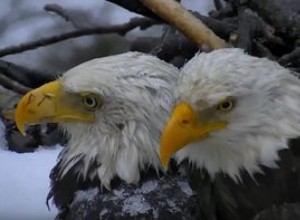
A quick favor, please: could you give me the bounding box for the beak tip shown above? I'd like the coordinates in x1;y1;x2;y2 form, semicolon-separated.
162;165;169;172
160;157;170;172
16;122;26;136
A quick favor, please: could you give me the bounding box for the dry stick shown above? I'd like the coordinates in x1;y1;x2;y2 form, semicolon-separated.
0;18;158;58
279;47;300;66
44;4;79;28
0;74;30;94
139;0;228;49
213;0;223;11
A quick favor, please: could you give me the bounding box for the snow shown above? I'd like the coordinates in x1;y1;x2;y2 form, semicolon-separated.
177;181;194;197
140;180;158;193
75;188;99;203
70;175;195;219
0;118;62;220
122;194;152;216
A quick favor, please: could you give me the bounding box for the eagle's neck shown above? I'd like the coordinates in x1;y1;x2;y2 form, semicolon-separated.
175;132;289;181
58;114;164;190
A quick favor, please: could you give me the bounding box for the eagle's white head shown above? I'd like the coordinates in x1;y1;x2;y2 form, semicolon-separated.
15;52;178;189
160;48;300;180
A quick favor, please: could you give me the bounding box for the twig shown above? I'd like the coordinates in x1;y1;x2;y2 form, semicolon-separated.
209;2;234;19
106;0;158;19
0;60;53;88
0;74;31;94
278;47;300;67
139;0;228;49
151;28;198;62
108;0;235;41
192;12;236;40
254;42;276;60
234;8;257;52
44;4;79;28
213;0;223;11
232;8;280;54
0;18;159;58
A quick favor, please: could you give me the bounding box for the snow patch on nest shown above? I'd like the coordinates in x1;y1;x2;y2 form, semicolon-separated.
137;180;158;193
177;181;194;196
69;175;196;219
122;194;152;215
99;208;109;218
75;188;99;203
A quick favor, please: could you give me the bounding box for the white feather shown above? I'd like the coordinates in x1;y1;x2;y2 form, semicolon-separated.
57;52;178;189
175;48;300;179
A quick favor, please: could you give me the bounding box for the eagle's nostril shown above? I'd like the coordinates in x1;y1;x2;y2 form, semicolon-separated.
181;119;190;125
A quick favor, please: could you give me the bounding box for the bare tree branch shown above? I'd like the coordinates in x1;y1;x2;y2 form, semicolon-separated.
139;0;228;49
192;12;236;40
279;47;300;67
213;0;223;11
0;74;31;94
209;3;234;19
44;4;79;28
0;17;159;58
106;0;159;19
0;60;53;88
108;0;236;41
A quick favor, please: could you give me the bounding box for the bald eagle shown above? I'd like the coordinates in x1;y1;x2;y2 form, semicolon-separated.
14;52;196;219
160;48;300;220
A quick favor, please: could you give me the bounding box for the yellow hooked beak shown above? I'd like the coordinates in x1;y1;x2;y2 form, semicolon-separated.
15;80;95;136
160;102;227;170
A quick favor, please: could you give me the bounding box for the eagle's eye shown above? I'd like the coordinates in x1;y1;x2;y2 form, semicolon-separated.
217;98;235;112
81;94;102;111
